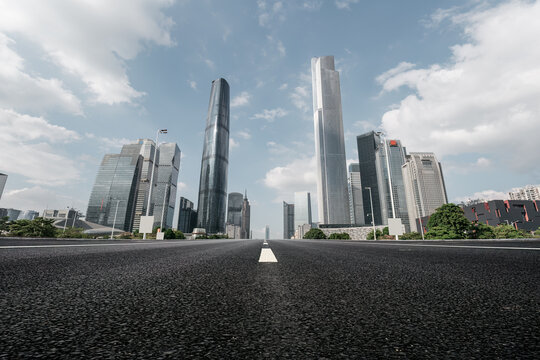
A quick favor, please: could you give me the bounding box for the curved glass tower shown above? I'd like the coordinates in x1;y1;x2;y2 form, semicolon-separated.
197;78;230;234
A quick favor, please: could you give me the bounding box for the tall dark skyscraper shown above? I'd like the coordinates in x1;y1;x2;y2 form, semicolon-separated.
357;131;383;225
196;78;230;234
227;192;243;226
240;191;250;239
152;143;181;230
177;197;197;233
283;201;294;239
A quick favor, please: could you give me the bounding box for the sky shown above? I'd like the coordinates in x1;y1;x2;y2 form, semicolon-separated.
1;0;539;238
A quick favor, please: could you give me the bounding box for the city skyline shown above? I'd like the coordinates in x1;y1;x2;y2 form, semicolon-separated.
1;1;540;238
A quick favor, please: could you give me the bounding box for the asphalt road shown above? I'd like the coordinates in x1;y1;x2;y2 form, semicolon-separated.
1;238;539;359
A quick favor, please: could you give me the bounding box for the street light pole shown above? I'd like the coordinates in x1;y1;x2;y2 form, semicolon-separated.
111;200;120;240
365;187;376;240
159;182;169;231
143;128;167;239
71;208;77;228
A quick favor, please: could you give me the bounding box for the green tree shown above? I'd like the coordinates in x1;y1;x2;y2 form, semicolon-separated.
303;228;327;239
470;222;496;239
329;232;350;240
163;228;175;239
0;216;10;234
426;203;471;239
174;230;186;239
9;217;57;238
58;227;87;239
492;224;527;239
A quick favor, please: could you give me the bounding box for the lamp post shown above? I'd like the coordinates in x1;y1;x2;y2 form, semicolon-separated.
71;208;78;228
365;187;376;240
143;128;167;239
111;199;122;240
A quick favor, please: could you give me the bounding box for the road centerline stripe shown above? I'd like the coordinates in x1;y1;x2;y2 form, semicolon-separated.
258;248;278;262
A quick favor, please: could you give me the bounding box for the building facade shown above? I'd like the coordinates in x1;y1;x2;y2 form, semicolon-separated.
226;224;241;239
283;201;294;239
294;191;312;230
509;185;540;201
152;143;180;230
462;200;540;232
197;78;230;234
177;197;197;234
348;163;365;225
402;152;448;232
227;192;243;227
18;210;39;220
0;173;7;201
357;131;383;226
311;56;350;225
240;192;250;239
86;153;143;232
0;208;21;221
265;225;270;240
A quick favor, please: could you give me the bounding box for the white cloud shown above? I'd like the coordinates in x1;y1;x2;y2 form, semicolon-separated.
237;130;252;139
258;0;286;27
454;190;508;204
252;108;288;122
266;35;286;58
0;109;81;185
279;83;288;90
475;157;491;168
303;1;323;11
177;181;187;192
203;58;215;70
229;138;239;149
0;0;175;105
263;156;317;197
335;0;359;10
231;91;251;108
290;86;310;113
188;80;197;90
378;1;540;173
1;186;86;213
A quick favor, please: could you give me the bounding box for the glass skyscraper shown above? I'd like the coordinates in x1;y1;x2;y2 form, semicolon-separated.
311;56;350;225
348;163;365;225
197;78;230;234
227;192;243;227
0;173;7;201
240;192;250;239
177;197;197;233
357;131;383;225
294;191;312;230
152;143;180;230
86;153;143;231
283;201;294;239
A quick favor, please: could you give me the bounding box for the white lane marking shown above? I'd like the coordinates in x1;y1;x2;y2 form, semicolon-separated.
358;243;540;251
0;241;189;249
258;248;278;262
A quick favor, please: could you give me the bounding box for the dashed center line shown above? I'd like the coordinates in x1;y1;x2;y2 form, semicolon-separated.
259;248;278;262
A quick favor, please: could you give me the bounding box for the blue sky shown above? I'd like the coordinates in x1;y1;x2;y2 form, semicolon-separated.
1;0;539;238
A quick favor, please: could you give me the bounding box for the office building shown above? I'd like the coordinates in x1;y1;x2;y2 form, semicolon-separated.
197;78;230;234
294;191;312;230
348;163;365;225
0;173;7;201
265;225;270;240
86;152;143;232
0;208;21;221
509;185;540;201
123;139;160;232
402;153;448;232
463;200;540;233
18;210;39;220
311;56;350;225
283;201;295;239
177;197;197;234
152;143;180;230
227;192;244;227
240;191;250;239
226;224;241;239
357;132;409;230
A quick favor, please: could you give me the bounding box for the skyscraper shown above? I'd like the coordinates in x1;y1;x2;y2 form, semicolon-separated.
294;191;312;230
240;191;250;239
197;78;230;234
509;185;540;201
152;143;180;230
86;152;143;231
0;173;7;201
177;197;197;233
357;132;409;230
227;192;243;227
283;201;295;239
265;225;270;240
312;56;350;225
348;163;365;225
402;153;448;232
123;139;159;232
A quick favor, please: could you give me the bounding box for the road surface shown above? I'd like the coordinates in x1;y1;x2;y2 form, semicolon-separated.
1;238;539;358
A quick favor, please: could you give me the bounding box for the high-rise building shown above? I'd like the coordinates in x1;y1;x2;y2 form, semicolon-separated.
311;56;350;225
86;152;143;232
122;139;159;232
357;132;409;230
265;225;270;240
402;152;448;232
227;192;243;227
177;197;197;233
0;173;7;201
509;185;540;201
0;208;21;221
240;191;250;239
294;191;312;230
152;143;180;230
283;201;295;239
348;163;365;225
18;210;39;220
197;78;230;234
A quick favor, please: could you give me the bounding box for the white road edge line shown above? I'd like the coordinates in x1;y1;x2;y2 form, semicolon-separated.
0;241;188;249
258;248;278;262
358;243;540;251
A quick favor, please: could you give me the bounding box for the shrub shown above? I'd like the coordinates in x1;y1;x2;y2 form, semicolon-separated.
303;228;327;239
427;204;470;239
400;232;423;240
329;232;350;240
